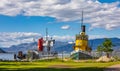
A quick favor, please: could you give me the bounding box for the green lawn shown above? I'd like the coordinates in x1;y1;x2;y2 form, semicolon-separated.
0;60;120;71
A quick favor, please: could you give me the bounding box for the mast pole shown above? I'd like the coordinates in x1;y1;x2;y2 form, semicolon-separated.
81;10;84;31
46;28;48;40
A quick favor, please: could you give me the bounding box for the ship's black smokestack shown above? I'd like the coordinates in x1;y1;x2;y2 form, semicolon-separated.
82;25;85;32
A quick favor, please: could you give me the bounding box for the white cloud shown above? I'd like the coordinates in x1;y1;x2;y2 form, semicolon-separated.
0;0;120;30
0;33;74;47
61;25;70;30
52;35;74;41
51;34;111;41
89;35;107;39
0;32;41;47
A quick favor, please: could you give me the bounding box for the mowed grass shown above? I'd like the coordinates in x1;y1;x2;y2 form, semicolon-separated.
0;60;120;71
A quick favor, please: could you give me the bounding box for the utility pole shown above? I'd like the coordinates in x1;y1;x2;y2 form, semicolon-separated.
62;47;63;62
46;28;49;61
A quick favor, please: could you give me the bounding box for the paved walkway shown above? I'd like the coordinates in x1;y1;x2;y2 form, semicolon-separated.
104;64;120;71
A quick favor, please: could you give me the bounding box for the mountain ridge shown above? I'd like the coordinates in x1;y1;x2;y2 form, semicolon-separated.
1;38;120;53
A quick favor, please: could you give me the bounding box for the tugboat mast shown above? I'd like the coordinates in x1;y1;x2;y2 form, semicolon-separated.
81;10;84;31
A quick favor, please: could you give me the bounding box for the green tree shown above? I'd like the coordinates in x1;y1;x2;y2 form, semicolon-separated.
97;38;113;58
97;45;103;57
97;45;103;52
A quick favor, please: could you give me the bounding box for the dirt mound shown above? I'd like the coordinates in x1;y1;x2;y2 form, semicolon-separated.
96;56;115;62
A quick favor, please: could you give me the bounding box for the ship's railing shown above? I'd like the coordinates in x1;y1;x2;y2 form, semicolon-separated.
71;50;92;56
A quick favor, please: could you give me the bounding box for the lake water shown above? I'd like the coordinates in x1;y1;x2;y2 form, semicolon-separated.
0;53;14;60
0;53;70;60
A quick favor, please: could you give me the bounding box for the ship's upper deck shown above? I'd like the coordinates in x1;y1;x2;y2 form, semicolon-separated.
76;33;88;40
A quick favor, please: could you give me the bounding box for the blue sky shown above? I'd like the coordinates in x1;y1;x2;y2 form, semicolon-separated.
98;0;120;3
0;0;120;39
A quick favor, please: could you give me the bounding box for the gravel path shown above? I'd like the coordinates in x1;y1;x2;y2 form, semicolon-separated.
48;64;72;68
104;64;120;71
48;64;120;71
